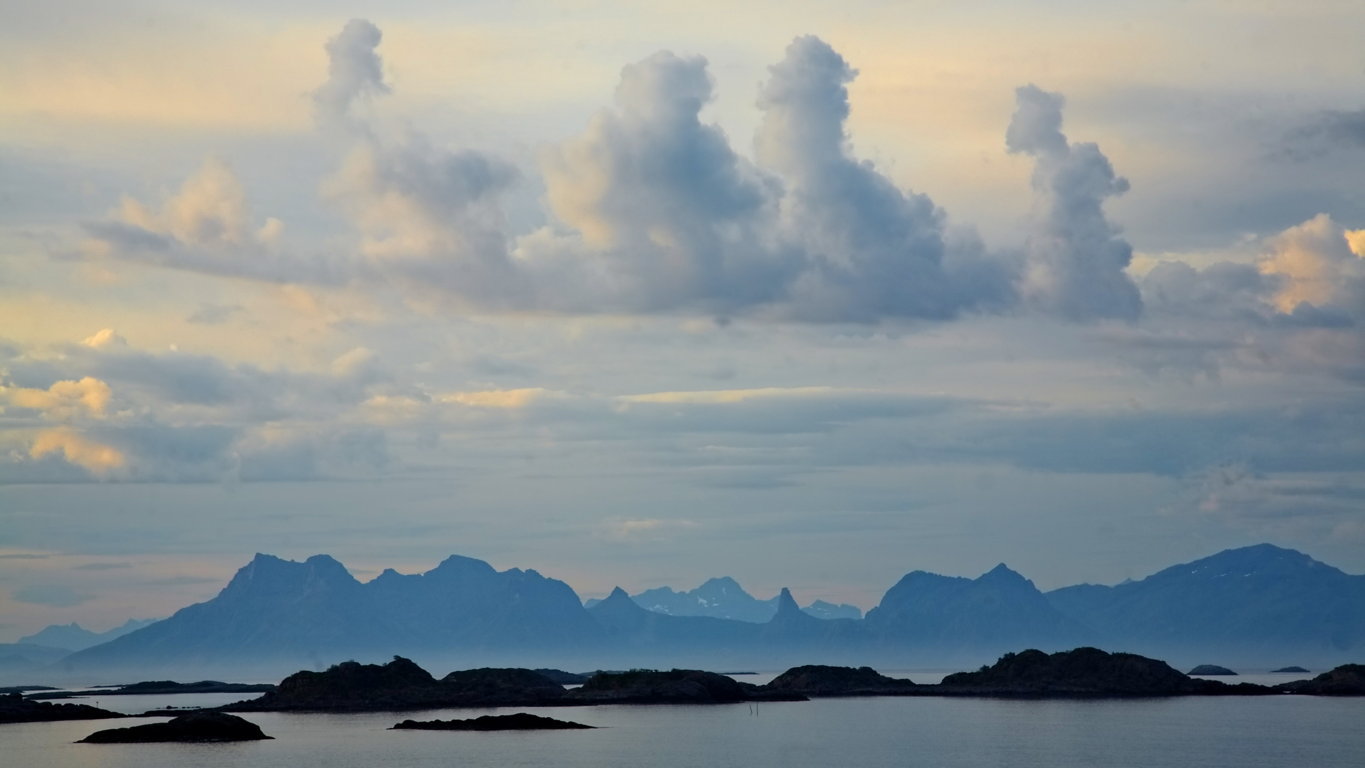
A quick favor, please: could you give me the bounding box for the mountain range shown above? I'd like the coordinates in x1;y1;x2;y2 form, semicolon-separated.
585;576;862;621
17;543;1365;684
17;618;157;652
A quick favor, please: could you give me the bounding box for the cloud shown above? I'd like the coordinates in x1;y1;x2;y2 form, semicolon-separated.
755;36;1013;321
4;377;112;420
1007;84;1142;321
185;303;244;325
323;131;523;305
12;584;94;607
312;18;390;130
29;427;126;476
81;328;126;349
81;157;346;284
533;50;786;314
1259;213;1365;318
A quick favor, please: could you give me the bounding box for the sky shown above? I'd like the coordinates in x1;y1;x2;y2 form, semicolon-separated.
2;0;1363;641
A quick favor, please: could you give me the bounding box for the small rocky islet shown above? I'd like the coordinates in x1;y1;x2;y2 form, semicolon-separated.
392;712;593;731
79;711;272;743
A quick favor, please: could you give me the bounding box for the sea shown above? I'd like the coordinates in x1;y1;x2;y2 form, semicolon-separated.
8;672;1365;767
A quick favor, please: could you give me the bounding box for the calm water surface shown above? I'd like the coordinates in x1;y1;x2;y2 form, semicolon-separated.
8;693;1364;768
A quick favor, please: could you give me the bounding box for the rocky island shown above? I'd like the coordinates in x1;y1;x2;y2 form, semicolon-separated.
1187;664;1237;675
934;648;1233;697
0;692;124;724
392;713;594;731
764;665;917;696
79;711;272;743
227;657;568;712
1275;664;1365;695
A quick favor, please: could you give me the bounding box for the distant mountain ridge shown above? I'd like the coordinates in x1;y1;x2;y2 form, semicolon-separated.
25;543;1365;683
18;618;158;652
588;576;862;622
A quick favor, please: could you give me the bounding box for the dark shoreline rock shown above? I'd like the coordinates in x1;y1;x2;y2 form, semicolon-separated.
217;651;1365;714
79;712;272;743
565;669;804;704
1276;664;1365;695
392;713;594;731
0;692;125;724
227;657;567;712
1188;665;1238;676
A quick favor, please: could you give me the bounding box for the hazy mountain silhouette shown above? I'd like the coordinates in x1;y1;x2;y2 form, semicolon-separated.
591;576;861;621
28;543;1365;683
1046;544;1365;666
18;618;158;652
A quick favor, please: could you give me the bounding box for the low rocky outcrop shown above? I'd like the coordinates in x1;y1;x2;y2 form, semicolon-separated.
392;713;594;731
1276;664;1365;695
0;692;124;724
565;669;803;704
764;665;917;696
227;657;566;712
1271;666;1310;674
79;711;271;743
1188;665;1237;675
937;647;1206;697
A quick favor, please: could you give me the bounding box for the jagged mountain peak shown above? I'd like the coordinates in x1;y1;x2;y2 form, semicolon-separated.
978;563;1032;587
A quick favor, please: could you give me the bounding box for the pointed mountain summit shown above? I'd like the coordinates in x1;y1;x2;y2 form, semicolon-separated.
864;563;1089;661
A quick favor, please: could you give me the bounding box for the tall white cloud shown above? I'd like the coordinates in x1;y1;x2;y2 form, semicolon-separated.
312;18;390;130
1007;85;1141;321
755;36;1009;321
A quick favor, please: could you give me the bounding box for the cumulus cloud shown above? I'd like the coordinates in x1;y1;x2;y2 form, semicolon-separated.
312;18;390;130
29;427;126;476
81;157;345;284
1007;85;1141;321
4;377;112;420
755;36;1011;321
81;328;126;349
324;132;523;304
533;50;786;314
1259;213;1365;319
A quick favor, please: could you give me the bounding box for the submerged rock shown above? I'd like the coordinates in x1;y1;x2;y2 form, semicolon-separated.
79;712;272;743
392;713;594;731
